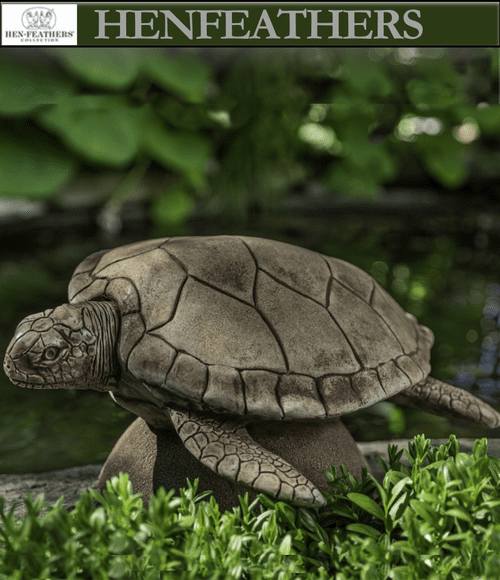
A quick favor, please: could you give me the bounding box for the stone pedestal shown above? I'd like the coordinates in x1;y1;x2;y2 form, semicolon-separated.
98;416;371;513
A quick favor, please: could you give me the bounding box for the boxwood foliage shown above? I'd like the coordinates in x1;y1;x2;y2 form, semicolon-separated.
1;435;500;579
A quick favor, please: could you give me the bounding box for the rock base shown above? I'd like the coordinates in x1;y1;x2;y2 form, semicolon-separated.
98;417;370;513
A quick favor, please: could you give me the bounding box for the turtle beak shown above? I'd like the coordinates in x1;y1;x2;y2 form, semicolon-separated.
3;327;45;387
3;332;25;385
3;352;16;382
2;350;40;387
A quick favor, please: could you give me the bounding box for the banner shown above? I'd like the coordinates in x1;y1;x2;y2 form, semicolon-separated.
1;2;499;47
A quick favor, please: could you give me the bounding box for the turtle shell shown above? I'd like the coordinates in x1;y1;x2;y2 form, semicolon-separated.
68;236;434;421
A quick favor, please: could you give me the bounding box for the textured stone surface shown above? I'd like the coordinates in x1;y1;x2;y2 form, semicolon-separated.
93;238;166;274
164;236;256;305
370;284;418;354
170;410;327;506
327;278;403;368
277;374;326;420
0;465;101;521
106;278;140;315
255;271;359;376
241;235;330;304
389;376;500;429
156;277;285;370
7;235;500;511
65;235;436;418
324;255;373;302
240;370;282;419
98;249;187;330
98;417;370;512
63;235;440;426
205;365;245;415
128;334;175;386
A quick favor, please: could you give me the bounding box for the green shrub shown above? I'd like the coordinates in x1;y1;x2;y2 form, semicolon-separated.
1;434;500;578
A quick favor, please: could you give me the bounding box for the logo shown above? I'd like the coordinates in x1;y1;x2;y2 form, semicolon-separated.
21;7;56;30
2;3;77;46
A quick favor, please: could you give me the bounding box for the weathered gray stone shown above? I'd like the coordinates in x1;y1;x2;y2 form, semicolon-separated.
165;353;207;401
204;365;245;414
255;270;359;376
318;375;357;417
370;283;418;354
128;334;175;386
0;465;101;521
328;278;403;368
395;354;424;384
69;277;107;303
93;238;166;274
324;255;373;302
378;360;411;394
241;370;282;419
156;277;284;369
277;374;326;420
241;235;330;304
163;236;256;305
105;278;140;315
119;312;145;364
352;370;386;406
98;417;370;512
97;249;187;330
5;235;500;509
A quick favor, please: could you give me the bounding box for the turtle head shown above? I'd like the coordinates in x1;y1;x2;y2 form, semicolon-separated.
3;301;119;391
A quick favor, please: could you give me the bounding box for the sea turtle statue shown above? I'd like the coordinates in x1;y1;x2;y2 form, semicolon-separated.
4;236;500;507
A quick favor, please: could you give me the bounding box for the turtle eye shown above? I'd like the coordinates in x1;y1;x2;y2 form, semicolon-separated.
43;347;59;361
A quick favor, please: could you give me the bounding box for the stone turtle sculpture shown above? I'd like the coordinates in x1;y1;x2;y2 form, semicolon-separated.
4;236;500;507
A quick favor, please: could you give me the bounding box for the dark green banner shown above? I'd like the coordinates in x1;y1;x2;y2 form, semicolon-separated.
75;3;499;46
0;3;498;46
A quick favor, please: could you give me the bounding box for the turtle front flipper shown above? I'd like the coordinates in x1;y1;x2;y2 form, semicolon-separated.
389;376;500;428
170;409;327;507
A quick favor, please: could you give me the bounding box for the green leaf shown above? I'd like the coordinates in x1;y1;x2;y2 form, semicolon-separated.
38;95;139;167
444;507;472;523
109;531;131;554
0;125;76;197
275;502;297;529
473;437;488;459
409;499;438;526
108;556;131;579
407;79;460;109
347;493;385;521
407;60;461;109
141;111;210;187
144;51;211;103
0;57;75;115
151;188;195;227
344;55;395;98
416;134;468;188
278;534;295;556
346;523;382;539
89;507;107;529
387;477;412;510
53;48;141;89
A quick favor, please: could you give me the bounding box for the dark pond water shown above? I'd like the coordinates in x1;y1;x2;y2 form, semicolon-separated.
1;198;500;473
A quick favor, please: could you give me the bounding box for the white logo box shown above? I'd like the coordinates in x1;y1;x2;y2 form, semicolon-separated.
2;3;77;46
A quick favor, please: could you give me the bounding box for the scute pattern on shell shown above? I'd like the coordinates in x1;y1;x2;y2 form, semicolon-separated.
68;236;434;420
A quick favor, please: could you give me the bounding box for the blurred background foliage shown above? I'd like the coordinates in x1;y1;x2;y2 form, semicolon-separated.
0;47;499;222
1;47;500;473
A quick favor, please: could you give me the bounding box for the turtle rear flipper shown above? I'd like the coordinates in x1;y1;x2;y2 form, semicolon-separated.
170;409;327;507
389;376;500;428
